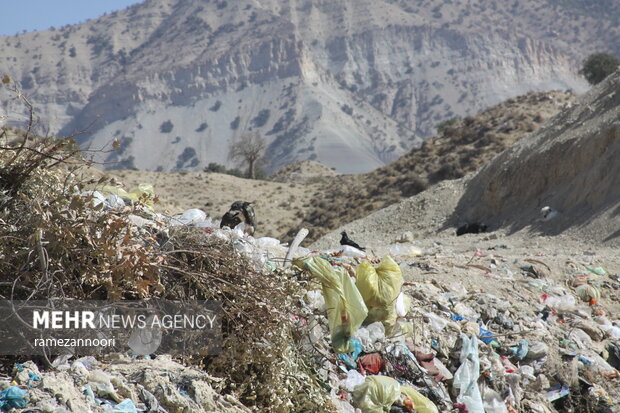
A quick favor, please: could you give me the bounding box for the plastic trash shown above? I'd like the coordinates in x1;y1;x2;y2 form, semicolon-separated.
478;326;497;345
359;353;383;374
26;371;41;387
367;322;386;343
51;353;72;370
547;384;570;402
388;244;423;258
575;284;601;302
352;376;401;413
400;386;439;413
426;313;449;332
108;399;138;413
343;369;366;392
83;190;108;208
305;290;326;312
395;292;411;317
338;339;363;369
173;208;207;226
519;365;536;381
601;325;620;339
501;356;517;373
568;329;593;350
483;388;509;413
100;184;155;207
585;266;606;275
106;194;125;209
524;341;549;360
332;398;357;413
255;237;280;248
0;386;28;411
540;206;559;221
453;334;484;413
88;370;121;401
298;257;368;353
354;322;386;352
82;385;96;402
356;256;403;330
509;340;529;360
340;245;367;258
544;294;576;312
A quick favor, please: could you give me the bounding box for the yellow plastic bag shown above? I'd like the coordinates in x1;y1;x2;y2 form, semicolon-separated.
100;184;155;207
352;376;401;413
401;386;439;413
356;256;403;329
299;257;368;353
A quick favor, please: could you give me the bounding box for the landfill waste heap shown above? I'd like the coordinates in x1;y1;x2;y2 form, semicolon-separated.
0;79;619;411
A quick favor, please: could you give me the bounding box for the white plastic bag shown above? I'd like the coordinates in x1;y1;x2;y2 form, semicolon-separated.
395;292;411;317
389;244;423;257
545;295;576;312
305;290;326;312
426;313;449;332
343;369;366;392
171;208;207;226
340;245;366;258
453;334;484;413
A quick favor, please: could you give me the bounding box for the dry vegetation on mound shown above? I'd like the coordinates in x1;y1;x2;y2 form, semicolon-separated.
0;122;331;411
291;90;576;242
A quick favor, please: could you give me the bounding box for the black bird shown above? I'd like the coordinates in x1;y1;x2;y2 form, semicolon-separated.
340;231;365;251
220;201;256;235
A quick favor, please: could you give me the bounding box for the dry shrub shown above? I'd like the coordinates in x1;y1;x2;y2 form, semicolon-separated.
154;228;332;411
0;139;165;301
0;140;331;413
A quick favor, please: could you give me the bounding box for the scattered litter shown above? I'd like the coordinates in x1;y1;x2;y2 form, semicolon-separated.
540;206;559;221
0;387;28;411
546;384;570;402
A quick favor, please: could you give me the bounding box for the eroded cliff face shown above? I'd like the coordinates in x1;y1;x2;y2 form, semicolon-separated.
0;0;598;173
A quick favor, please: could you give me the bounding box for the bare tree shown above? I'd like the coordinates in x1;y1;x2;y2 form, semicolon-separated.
228;131;265;179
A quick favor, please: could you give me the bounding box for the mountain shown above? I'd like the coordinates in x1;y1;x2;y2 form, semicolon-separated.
2;0;617;173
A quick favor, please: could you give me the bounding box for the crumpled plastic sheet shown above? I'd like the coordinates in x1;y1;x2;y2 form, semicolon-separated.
453;334;484;413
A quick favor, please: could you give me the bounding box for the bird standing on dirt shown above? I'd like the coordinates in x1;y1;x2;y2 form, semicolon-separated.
220;201;256;235
340;231;365;251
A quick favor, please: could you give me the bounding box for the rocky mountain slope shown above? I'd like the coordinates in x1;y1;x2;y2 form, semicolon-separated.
2;0;611;173
292;90;577;241
313;70;620;249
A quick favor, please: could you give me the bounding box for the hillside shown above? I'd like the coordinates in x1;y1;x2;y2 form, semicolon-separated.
313;70;620;250
0;0;607;174
294;90;577;241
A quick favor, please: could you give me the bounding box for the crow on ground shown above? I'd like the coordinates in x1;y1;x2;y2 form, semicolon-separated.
340;231;365;251
456;223;487;236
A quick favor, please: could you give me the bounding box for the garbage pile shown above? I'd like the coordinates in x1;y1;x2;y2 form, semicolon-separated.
1;356;250;412
287;244;620;413
1;169;619;412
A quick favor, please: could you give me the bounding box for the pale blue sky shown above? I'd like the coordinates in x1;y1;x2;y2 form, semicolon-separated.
0;0;144;36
